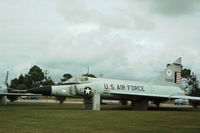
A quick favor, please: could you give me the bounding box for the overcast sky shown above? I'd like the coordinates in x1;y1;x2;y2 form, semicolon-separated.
0;0;200;83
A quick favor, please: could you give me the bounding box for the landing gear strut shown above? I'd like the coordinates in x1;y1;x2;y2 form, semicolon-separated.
0;96;7;105
55;96;66;104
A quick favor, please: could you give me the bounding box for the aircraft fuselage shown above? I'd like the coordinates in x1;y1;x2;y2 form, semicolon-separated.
51;78;185;101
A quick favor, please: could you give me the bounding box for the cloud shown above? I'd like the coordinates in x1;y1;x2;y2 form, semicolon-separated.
57;0;155;30
35;30;130;81
0;0;200;83
140;0;200;16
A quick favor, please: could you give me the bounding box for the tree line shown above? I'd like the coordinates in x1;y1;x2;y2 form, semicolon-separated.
181;68;200;97
9;65;55;90
9;65;96;90
181;68;200;107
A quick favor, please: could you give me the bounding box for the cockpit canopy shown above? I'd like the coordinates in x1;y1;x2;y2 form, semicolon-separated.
61;76;89;85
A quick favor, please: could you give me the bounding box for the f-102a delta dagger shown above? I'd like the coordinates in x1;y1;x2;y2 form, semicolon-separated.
28;58;200;110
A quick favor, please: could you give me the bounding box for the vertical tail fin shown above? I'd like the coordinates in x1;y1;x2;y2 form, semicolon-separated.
4;71;9;87
152;58;182;86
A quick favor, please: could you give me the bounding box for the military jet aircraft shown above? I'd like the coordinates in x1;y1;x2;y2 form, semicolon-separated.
28;58;200;110
0;72;41;105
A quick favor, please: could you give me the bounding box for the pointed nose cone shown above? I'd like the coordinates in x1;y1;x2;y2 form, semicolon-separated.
27;86;52;96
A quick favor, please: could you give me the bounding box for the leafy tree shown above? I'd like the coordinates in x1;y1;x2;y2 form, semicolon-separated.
9;65;53;90
181;68;191;79
10;75;26;90
82;73;96;78
189;75;200;97
10;78;18;89
28;65;44;84
16;84;28;90
23;74;33;89
181;68;200;108
189;77;200;108
61;73;72;82
18;74;24;84
42;76;55;86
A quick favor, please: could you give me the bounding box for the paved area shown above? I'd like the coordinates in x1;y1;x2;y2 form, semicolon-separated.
14;99;193;108
16;99;83;104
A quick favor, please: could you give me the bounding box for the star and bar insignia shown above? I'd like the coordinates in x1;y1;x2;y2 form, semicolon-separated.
84;87;92;95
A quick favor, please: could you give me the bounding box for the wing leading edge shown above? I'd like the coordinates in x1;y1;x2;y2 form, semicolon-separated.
0;93;41;96
111;92;200;101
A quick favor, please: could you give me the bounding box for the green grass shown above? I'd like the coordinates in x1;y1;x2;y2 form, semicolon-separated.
0;103;200;133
